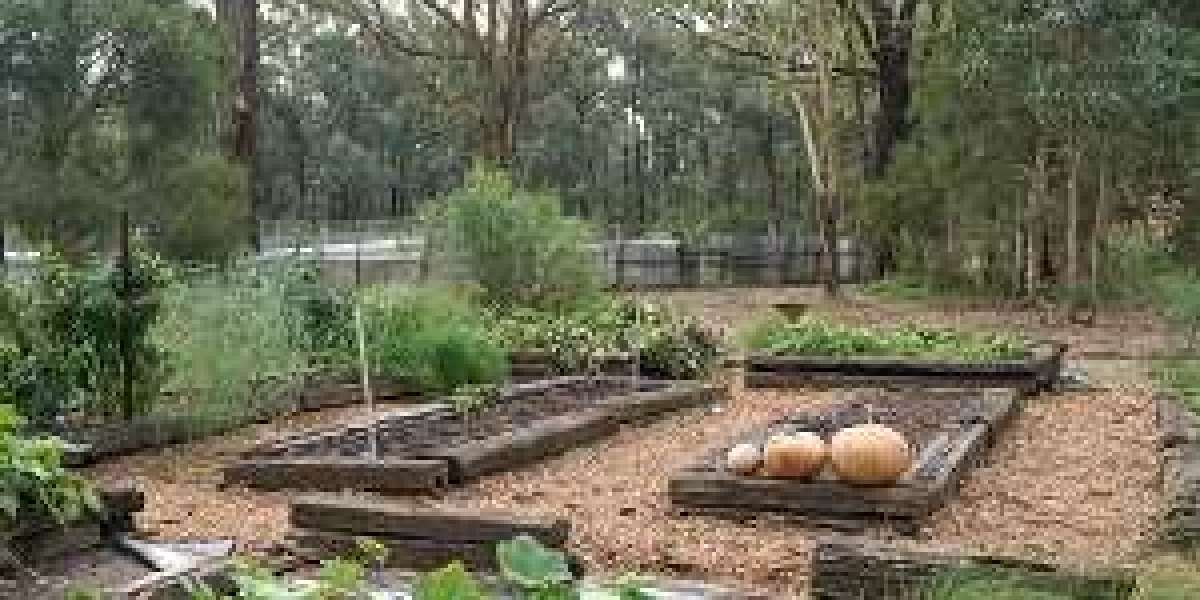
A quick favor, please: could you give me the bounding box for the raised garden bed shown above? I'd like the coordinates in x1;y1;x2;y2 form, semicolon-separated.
59;377;419;467
227;376;722;494
744;341;1066;393
288;496;574;572
669;388;1018;532
810;534;1135;600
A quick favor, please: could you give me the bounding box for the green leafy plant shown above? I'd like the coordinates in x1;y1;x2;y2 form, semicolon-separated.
1155;272;1200;352
487;298;719;380
0;241;173;423
359;285;508;394
739;316;1026;361
0;405;100;536
414;562;489;600
424;165;600;309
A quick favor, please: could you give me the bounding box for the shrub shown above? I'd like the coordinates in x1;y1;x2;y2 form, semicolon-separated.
739;316;1026;360
425;165;600;309
359;285;507;394
1154;272;1200;352
152;261;316;434
0;405;99;536
0;241;173;423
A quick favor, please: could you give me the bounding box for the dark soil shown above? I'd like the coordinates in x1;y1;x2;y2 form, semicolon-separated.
275;378;671;459
716;388;994;464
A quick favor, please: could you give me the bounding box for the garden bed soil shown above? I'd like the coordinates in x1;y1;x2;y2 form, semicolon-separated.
226;376;722;493
669;388;1017;531
744;341;1065;393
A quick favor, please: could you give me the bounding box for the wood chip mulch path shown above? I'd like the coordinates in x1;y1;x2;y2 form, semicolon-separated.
88;368;1165;597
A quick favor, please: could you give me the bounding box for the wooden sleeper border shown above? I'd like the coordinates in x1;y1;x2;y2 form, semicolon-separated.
743;341;1066;393
226;378;722;494
288;496;573;572
669;388;1017;532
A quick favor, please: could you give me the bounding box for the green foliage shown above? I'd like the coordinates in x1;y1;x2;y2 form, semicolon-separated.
739;316;1026;360
487;298;720;380
1135;557;1200;600
426;165;600;309
0;0;232;253
0;405;100;536
359;286;508;394
1154;272;1200;351
415;562;490;600
151;261;326;435
1152;360;1200;417
0;242;173;423
924;567;1128;600
496;535;574;592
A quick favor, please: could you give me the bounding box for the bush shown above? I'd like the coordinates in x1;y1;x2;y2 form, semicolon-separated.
487;297;720;380
0;405;99;535
425;165;600;309
738;316;1026;360
0;241;173;424
1154;272;1200;352
359;285;507;394
151;261;318;434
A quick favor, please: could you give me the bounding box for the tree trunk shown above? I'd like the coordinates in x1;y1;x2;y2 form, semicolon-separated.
1091;165;1107;310
234;0;260;251
868;19;915;177
1025;150;1047;301
1066;145;1081;296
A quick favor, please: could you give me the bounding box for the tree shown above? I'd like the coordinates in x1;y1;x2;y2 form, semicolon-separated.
0;0;239;259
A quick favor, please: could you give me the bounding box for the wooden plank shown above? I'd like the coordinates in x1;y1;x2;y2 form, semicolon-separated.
604;383;716;422
744;372;1037;391
422;409;621;482
223;457;449;493
290;496;568;546
668;470;931;519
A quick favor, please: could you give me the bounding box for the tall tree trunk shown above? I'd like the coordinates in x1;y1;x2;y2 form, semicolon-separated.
1065;144;1081;310
868;12;915;177
1091;165;1107;311
233;0;260;251
1026;150;1048;301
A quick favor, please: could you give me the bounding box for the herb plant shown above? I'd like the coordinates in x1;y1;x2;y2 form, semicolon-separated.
0;405;100;536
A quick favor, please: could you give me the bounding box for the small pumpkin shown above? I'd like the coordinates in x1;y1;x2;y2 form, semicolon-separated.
762;432;828;479
725;443;763;475
829;424;912;486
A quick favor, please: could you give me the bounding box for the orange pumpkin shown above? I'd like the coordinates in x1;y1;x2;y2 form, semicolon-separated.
829;424;912;486
763;432;828;479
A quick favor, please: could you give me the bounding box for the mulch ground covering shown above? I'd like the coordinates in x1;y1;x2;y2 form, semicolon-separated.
86;293;1168;597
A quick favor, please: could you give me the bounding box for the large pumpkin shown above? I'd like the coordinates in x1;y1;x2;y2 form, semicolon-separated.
829;424;912;486
725;443;763;475
763;432;828;479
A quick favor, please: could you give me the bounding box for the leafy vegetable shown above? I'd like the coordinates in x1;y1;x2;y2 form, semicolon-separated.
739;316;1026;360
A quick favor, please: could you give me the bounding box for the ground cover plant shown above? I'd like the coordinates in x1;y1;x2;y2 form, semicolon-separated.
924;557;1200;600
1;404;99;576
739;315;1027;360
486;298;720;380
